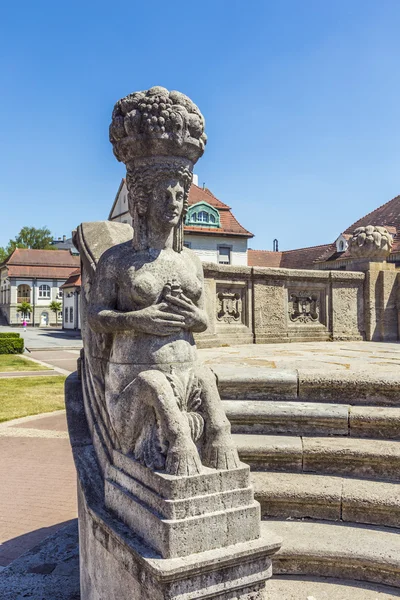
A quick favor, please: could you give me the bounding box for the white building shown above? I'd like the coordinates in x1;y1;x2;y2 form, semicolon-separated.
108;176;253;266
0;248;80;326
61;268;81;330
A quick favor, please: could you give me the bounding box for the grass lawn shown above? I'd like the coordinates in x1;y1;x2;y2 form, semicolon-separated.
0;376;66;423
0;355;51;372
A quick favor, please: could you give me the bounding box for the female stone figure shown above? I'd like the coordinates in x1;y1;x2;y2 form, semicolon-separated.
88;86;239;476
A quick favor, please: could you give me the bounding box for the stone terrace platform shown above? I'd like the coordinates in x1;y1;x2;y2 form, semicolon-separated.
199;340;400;375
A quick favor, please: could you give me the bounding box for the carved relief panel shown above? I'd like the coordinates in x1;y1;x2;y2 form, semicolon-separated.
288;290;323;325
217;289;243;324
216;283;248;327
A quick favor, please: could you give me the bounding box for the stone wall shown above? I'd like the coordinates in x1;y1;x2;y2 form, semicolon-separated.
196;264;366;347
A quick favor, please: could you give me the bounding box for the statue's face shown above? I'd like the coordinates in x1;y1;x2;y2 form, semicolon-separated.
151;179;185;227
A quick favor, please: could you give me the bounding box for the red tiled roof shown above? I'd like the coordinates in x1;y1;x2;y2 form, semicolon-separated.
185;184;253;238
3;248;80;279
7;266;81;278
6;248;80;267
248;249;282;267
248;244;332;269
344;195;400;234
60;268;81;289
188;184;230;210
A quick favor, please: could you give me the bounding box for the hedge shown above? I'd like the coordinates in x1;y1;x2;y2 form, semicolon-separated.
0;338;24;354
0;332;21;339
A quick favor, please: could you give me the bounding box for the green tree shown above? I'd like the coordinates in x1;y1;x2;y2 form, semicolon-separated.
0;226;55;262
49;300;62;325
17;301;32;321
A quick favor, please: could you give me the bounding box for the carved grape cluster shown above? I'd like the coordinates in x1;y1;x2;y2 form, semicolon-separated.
349;225;393;259
110;86;207;163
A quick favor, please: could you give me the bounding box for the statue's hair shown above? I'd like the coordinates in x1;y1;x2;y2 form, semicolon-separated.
125;158;192;252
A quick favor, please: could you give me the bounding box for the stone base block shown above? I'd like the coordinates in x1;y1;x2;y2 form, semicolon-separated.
105;453;260;558
80;482;280;600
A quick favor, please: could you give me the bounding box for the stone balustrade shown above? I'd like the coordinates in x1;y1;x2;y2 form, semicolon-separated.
196;264;366;347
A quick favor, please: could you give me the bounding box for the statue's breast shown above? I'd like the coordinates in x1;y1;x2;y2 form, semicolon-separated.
117;255;202;309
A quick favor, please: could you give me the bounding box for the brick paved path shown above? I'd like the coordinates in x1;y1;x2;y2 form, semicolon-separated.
0;411;77;567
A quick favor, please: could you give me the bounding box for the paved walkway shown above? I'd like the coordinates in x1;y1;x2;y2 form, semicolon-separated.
0;412;77;567
0;326;82;351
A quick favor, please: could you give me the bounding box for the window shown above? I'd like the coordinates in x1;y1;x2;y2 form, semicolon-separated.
185;202;220;228
65;307;68;323
70;307;73;324
339;241;344;251
218;246;231;265
38;284;51;299
197;211;209;223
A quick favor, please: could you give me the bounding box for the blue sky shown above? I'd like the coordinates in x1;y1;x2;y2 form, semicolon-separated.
1;1;400;251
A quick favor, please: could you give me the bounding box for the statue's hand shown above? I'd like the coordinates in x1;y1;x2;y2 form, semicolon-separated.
132;303;185;336
165;293;208;332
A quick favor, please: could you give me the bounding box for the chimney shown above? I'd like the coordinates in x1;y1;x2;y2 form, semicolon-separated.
192;174;199;187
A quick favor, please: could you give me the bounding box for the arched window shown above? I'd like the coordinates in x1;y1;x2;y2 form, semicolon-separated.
38;284;51;299
185;202;220;228
17;284;31;303
339;241;344;251
197;211;209;223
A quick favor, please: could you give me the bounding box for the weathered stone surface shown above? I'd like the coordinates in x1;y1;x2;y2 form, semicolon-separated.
265;519;400;587
68;86;281;599
252;472;400;527
252;472;342;521
299;370;400;405
66;373;281;599
269;576;400;599
214;366;298;400
0;521;80;600
342;478;400;528
224;400;349;435
350;405;400;439
349;225;393;260
233;434;303;471
302;437;400;481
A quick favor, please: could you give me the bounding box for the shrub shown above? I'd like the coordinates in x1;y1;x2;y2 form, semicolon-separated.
0;338;24;354
0;332;21;339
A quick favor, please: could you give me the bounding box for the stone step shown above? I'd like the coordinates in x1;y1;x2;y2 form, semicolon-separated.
252;472;400;527
224;400;348;436
223;400;400;439
262;520;400;587
234;434;400;481
214;364;400;406
268;575;400;600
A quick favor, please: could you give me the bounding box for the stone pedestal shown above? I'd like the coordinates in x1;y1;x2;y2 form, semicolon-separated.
347;259;398;342
66;373;281;600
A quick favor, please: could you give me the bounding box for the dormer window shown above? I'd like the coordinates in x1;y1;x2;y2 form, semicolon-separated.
185;201;220;228
335;235;348;253
198;211;209;223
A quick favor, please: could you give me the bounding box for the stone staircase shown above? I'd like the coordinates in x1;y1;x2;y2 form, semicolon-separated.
216;367;400;598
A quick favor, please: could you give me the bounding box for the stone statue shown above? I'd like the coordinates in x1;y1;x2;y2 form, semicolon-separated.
349;225;393;260
67;87;280;598
83;86;239;476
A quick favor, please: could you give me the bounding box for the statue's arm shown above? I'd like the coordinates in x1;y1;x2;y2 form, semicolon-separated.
87;254;134;333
